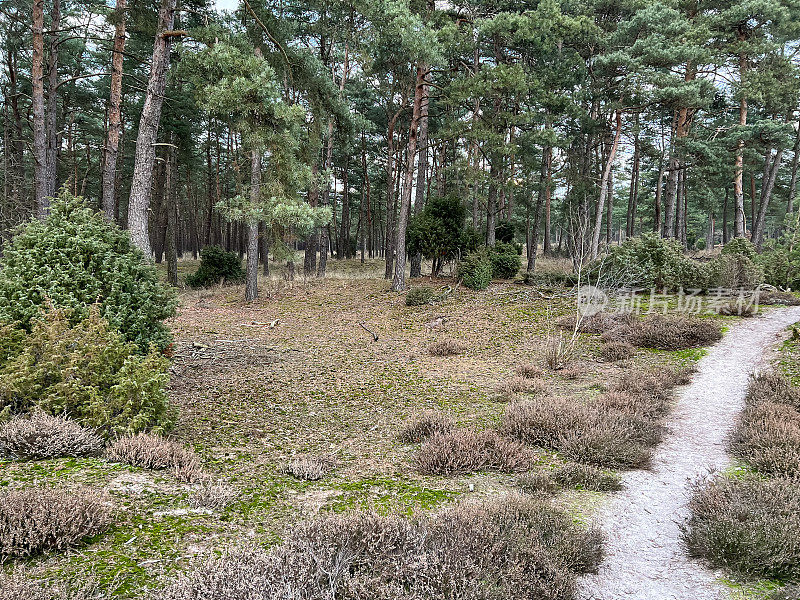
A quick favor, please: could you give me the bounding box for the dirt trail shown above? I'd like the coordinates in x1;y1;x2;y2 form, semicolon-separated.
579;307;800;600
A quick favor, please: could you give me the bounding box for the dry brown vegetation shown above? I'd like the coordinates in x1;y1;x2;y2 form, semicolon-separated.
427;339;467;357
501;366;690;469
281;455;336;481
496;375;548;399
516;363;545;378
397;411;454;443
160;494;603;600
106;433;201;481
0;486;112;561
600;341;635;362
416;429;533;475
732;371;800;478
683;475;800;580
0;411;103;460
188;481;238;510
552;463;622;492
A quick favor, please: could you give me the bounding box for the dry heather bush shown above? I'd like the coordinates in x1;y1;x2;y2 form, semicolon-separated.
611;366;692;404
282;455;335;481
496;375;548;399
607;315;722;350
516;363;545;378
398;411;453;443
0;411;103;460
716;300;756;317
758;290;800;306
560;365;583;380
106;433;201;482
746;371;800;410
560;420;656;469
501;398;590;449
0;575;103;600
558;312;635;334
553;463;622;492
160;494;603;600
733;401;800;478
188;480;238;510
516;471;558;495
769;585;800;600
428;339;466;357
544;333;576;370
0;486;111;561
416;429;533;475
600;341;635;362
683;475;800;580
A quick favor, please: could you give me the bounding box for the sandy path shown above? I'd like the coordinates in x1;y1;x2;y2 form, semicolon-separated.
579;307;800;600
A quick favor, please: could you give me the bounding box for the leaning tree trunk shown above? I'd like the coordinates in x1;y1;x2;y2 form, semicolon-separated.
752;145;784;248
32;0;48;217
102;0;127;220
527;144;550;273
128;0;177;257
410;62;430;278
246;148;261;301
392;64;424;292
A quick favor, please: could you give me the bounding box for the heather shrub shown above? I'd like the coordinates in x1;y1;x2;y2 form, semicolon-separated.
769;585;800;600
560;419;656;468
160;494;602;600
0;308;172;435
188;481;238;510
0;412;103;460
0;576;100;600
458;249;493;291
282;455;335;481
488;242;522;279
0;190;176;352
405;286;436;306
608;314;722;350
185;245;245;288
516;363;544;378
497;375;548;399
544;333;576;370
757;289;800;306
732;401;800;478
746;371;800;410
398;411;453;443
428;339;466;356
553;463;622;492
683;475;800;579
600;341;635;361
416;429;533;475
558;311;635;335
106;433;200;481
707;253;764;289
516;470;558;495
0;486;112;561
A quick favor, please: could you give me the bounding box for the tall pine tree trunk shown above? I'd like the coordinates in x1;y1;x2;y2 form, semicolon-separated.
44;0;60;199
734;51;748;238
128;0;177;257
102;0;126;220
32;0;48;216
410;62;430;278
246;147;260;301
392;64;424;291
752;145;784;247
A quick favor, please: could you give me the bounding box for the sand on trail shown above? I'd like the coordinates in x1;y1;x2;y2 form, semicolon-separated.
579;306;800;600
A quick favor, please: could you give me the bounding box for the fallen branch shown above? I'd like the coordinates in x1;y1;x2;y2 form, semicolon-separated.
359;321;379;342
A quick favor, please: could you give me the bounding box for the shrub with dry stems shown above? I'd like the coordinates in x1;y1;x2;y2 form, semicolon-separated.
552;463;622;492
769;585;800;600
516;363;545;378
544;333;576;370
757;290;800;306
559;365;583;380
428;339;466;357
0;411;103;460
416;429;533;475
160;494;603;600
683;475;800;580
496;375;548;399
106;433;201;482
516;470;558;495
0;486;111;561
0;576;102;600
600;341;635;362
398;411;453;443
606;315;722;350
558;312;635;335
745;371;800;410
188;480;238;510
281;455;335;481
716;301;757;317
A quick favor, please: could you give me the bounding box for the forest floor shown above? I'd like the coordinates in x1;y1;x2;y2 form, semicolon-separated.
1;255;793;599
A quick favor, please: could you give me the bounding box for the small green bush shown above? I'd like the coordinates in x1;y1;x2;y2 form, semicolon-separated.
590;233;708;291
489;242;522;279
707;254;763;289
458;249;493;291
495;220;515;243
721;238;757;260
185;245;245;288
405;286;436;306
0;190;176;353
0;308;172;435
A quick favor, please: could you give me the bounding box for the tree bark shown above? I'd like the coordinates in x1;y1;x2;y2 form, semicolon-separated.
752;145;784;247
527;144;550;273
392;65;424;291
128;0;177;257
410;62;430;278
383;105;402;279
246;148;261;301
787;118;800;217
590;110;622;260
32;0;48;216
734;50;748;238
102;0;127;220
44;0;61;199
165;140;178;286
